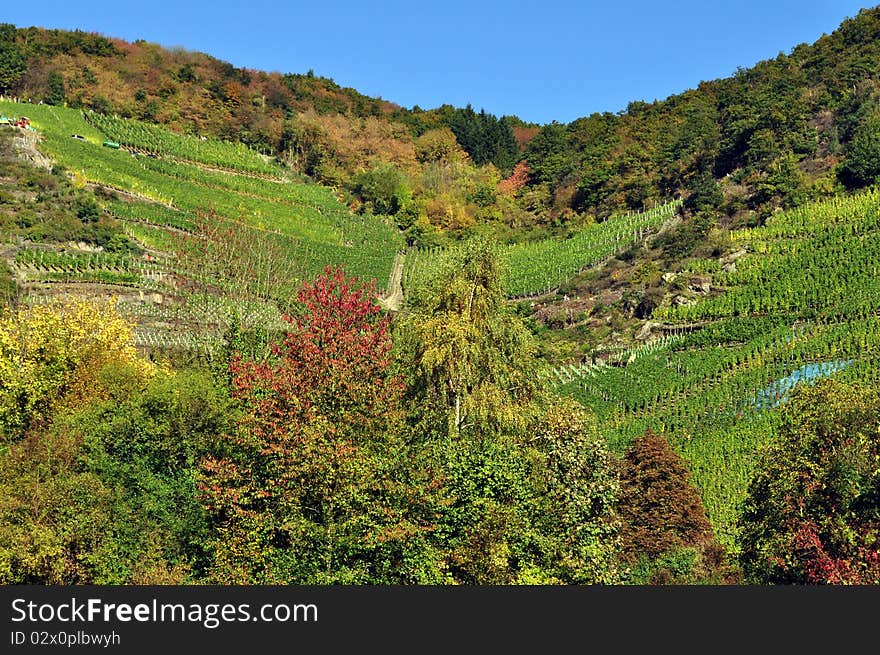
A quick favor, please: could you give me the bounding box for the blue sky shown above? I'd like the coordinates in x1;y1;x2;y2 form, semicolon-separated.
3;1;874;124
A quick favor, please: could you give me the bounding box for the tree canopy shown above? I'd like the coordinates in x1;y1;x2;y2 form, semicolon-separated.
738;380;880;584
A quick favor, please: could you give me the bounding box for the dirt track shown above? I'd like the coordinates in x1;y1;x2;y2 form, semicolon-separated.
378;252;404;311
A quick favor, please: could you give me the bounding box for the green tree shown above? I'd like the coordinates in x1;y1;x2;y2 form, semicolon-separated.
353;162;412;216
445;105;519;171
532;399;621;583
757;151;809;208
0;48;25;94
396;243;620;583
396;239;540;439
525;121;574;187
45;71;65;105
684;167;722;213
839;115;880;189
0;357;229;583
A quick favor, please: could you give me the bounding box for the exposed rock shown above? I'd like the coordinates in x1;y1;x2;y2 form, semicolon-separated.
661;272;678;284
689;276;712;294
4;128;52;170
721;249;748;264
66;241;103;252
635;321;658;341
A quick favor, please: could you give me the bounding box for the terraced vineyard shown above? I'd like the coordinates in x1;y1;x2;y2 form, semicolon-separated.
6;99;877;550
1;99;402;357
0;100;401;282
403;199;682;298
551;189;880;545
84;112;279;175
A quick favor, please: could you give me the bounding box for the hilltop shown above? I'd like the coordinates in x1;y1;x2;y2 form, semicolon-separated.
4;9;880;230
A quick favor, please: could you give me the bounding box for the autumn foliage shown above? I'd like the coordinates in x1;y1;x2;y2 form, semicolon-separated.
496;161;531;197
200;267;436;583
738;380;880;584
617;430;732;583
0;299;154;439
228;264;399;427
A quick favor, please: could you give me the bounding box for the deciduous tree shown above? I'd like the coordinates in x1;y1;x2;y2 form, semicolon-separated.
738;380;880;584
201;267;442;583
617;430;733;583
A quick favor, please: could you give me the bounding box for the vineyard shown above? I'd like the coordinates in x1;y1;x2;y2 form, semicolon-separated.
1;99;403;358
403;199;682;298
84;112;281;176
549;189;880;544
6;98;879;550
0;100;402;279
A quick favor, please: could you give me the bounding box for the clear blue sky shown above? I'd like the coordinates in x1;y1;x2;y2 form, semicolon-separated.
3;1;874;124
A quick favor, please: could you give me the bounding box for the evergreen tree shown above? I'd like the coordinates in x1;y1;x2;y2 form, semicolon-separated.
45;71;65;106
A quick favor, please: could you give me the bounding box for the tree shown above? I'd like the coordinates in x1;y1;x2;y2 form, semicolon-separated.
396;238;540;440
617;430;733;583
532;399;621;583
45;71;65;105
684;167;722;213
738;380;880;584
353;162;412;216
497;161;531;196
414;127;466;164
757;151;809;208
200;267;442;583
0;302;225;584
525;121;574;187
396;244;620;583
0;300;154;440
445;105;519;171
839;115;880;189
0;37;27;93
174;210;303;308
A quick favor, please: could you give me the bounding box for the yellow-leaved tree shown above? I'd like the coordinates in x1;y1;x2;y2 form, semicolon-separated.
0;299;155;440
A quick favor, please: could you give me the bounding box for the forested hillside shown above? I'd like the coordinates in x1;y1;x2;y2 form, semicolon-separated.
5;9;880;234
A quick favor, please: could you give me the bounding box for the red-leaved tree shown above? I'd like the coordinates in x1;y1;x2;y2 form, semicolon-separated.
200;266;440;584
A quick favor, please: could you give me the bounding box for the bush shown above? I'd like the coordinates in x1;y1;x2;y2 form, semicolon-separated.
75;197;101;223
0;366;232;584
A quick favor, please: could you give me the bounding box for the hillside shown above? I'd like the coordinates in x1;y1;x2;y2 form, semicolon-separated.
6;9;880;231
0;99;401;359
1;8;880;587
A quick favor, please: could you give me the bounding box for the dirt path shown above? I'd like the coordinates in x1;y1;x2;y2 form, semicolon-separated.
378;251;404;311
